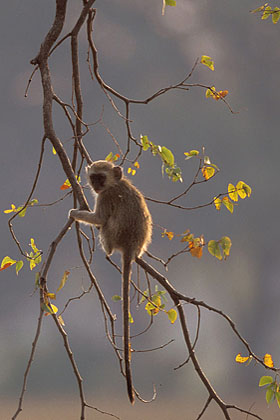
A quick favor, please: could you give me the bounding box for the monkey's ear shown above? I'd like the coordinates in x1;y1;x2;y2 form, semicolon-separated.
113;166;123;180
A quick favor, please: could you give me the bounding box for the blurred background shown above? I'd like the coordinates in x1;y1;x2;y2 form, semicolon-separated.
1;0;280;418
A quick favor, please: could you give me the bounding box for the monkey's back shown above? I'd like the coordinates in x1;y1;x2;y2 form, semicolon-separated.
97;178;152;258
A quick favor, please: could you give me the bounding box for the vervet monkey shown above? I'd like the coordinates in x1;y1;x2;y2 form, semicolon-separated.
69;160;152;404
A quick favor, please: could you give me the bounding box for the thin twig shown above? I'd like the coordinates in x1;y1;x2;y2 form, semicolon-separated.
12;308;44;420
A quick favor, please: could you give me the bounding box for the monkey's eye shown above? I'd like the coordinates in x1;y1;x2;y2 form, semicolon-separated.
90;173;106;191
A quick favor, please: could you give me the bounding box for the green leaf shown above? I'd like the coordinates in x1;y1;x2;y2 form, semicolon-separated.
105;152;113;161
200;55;214;71
15;260;24;275
220;236;232;259
160;146;175;167
41;303;58;315
251;5;266;14
165;166;183;182
35;272;40;288
259;376;274;387
266;387;274;405
208;240;222;260
140;135;150;151
165;0;176;5
57;270;70;292
112;295;122;302
30;199;38;206
276;391;280;408
139;290;148;304
272;7;280;23
262;6;272;20
184;150;199;160
17;206;27;218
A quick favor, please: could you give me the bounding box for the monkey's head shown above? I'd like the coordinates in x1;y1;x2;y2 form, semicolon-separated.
86;160;123;193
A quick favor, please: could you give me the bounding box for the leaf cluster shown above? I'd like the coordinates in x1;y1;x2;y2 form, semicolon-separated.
214;181;252;213
141;134;183;182
251;4;280;24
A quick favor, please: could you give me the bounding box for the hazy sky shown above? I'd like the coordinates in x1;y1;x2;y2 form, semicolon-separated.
1;1;280;419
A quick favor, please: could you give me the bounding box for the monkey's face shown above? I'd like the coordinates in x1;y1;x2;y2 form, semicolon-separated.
89;172;107;193
86;161;123;194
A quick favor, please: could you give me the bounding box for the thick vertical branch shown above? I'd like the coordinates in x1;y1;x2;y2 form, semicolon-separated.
31;0;88;209
71;0;94;167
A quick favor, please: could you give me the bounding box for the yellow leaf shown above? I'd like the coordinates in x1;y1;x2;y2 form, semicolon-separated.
46;293;56;300
202;166;215;180
228;183;238;202
105;152;120;162
29;259;36;271
42;303;58;315
262;5;272;20
167;309;177;324
264;353;274;368
235;353;250;364
214;196;222;210
205;86;216;98
180;229;192;241
235;353;252;365
219;90;229;98
272;7;280;24
134;161;140;169
60;175;81;191
52;146;57;155
251;5;266;14
213;90;229;101
190;244;203;258
188;235;204;259
201;55;214;71
60;179;71;190
129;312;134;324
1;256;16;270
145;295;161;316
50;304;58;314
162;230;174;240
58;315;65;326
236;181;252;199
3;204;16;214
184;149;199;157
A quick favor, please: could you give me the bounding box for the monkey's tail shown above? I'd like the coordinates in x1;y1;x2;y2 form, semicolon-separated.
122;251;135;405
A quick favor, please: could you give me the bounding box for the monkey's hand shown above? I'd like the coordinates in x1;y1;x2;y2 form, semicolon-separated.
68;208;103;226
68;209;79;220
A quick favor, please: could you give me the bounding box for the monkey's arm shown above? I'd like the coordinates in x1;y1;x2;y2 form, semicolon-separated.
68;209;103;227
